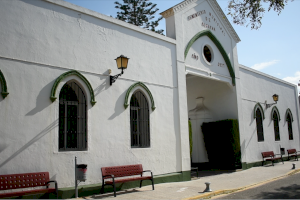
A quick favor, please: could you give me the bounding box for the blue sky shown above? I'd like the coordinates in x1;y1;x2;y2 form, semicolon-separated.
63;0;300;88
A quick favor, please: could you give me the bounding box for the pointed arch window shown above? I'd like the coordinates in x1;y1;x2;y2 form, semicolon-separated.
59;81;87;151
273;111;280;141
286;113;293;140
254;104;264;142
130;91;150;148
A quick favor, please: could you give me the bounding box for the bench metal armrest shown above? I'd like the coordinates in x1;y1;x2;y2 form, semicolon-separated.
103;174;115;179
46;180;57;188
46;180;58;194
142;170;153;177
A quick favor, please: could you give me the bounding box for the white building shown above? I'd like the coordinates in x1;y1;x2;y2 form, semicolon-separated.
0;0;299;198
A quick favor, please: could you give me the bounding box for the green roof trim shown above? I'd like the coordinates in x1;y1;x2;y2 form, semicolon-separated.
184;30;236;86
254;103;265;120
0;70;9;98
285;108;293;122
50;70;96;106
124;82;155;111
271;106;281;121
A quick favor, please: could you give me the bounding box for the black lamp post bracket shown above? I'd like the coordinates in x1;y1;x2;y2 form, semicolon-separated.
110;70;124;85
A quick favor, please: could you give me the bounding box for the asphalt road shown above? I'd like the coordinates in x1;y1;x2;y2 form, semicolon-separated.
213;172;300;199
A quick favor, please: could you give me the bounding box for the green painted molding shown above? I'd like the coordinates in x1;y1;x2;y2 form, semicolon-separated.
50;70;96;106
124;82;156;111
0;70;9;98
271;106;281;121
253;103;265;120
285;108;294;122
184;30;236;86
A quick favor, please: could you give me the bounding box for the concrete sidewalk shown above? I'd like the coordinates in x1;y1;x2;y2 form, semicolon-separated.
79;160;300;200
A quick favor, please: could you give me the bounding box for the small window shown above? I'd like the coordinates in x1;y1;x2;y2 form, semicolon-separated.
273;112;280;141
256;108;264;142
287;114;293;140
203;45;212;63
130;91;150;148
59;81;87;151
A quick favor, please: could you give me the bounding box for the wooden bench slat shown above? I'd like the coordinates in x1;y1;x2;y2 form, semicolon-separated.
105;176;152;184
0;172;57;198
0;188;56;198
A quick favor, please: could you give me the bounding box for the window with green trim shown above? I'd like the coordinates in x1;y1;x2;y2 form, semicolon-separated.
256;108;264;142
130;91;150;148
273;112;280;141
287;114;293;140
59;81;87;151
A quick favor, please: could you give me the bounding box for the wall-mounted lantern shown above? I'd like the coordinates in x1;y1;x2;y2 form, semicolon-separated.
266;94;279;109
110;55;129;85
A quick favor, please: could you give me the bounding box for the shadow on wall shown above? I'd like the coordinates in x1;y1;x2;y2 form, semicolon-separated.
244;129;258;153
0;137;8;154
108;89;128;120
0;119;58;168
26;80;55;116
173;88;182;172
94;71;111;97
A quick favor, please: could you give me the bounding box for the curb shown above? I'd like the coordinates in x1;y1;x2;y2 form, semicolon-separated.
184;168;300;200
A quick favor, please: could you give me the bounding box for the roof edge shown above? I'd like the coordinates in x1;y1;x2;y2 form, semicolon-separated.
42;0;176;44
239;65;297;88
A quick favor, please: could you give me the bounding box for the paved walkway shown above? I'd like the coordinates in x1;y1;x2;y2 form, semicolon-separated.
78;160;300;200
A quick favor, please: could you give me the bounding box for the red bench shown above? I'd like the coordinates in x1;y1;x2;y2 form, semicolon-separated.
101;164;154;197
287;149;299;161
0;172;58;199
262;151;284;166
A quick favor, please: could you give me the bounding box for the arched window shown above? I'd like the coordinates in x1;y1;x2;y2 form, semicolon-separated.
130;91;150;148
255;108;264;142
59;81;87;151
287;114;293;140
273;111;280;141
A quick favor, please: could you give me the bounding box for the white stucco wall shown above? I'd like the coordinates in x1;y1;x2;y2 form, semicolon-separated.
239;66;300;163
0;0;188;188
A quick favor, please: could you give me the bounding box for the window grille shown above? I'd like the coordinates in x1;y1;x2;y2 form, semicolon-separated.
130;91;150;148
256;109;264;142
287;114;293;140
273;112;280;141
59;81;87;151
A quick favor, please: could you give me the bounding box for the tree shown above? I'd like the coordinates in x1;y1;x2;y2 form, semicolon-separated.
114;0;164;34
228;0;293;29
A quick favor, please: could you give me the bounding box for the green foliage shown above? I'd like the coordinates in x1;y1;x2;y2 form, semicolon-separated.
228;0;294;29
202;119;241;170
114;0;164;34
188;120;193;159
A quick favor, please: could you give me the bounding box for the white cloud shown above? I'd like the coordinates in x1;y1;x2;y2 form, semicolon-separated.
251;60;279;71
283;71;300;86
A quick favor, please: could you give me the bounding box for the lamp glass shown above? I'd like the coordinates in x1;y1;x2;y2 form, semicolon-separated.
273;94;279;102
115;55;129;69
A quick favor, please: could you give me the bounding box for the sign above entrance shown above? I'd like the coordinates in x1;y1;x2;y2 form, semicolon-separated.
187;10;206;20
187;10;226;37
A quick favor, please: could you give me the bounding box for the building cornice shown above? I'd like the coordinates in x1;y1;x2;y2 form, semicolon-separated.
160;0;197;18
208;0;240;43
160;8;174;19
